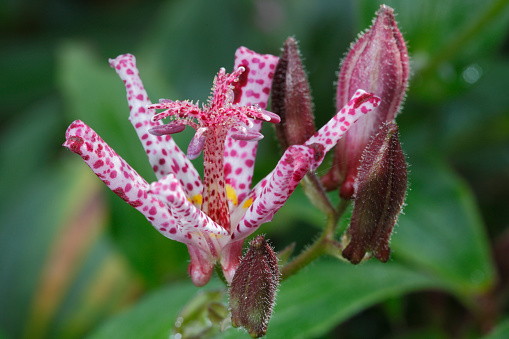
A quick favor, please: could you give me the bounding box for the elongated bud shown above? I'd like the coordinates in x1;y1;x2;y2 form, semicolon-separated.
342;122;407;264
322;5;409;198
229;236;279;338
271;37;315;150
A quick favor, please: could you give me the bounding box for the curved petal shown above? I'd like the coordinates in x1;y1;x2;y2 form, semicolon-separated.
149;174;228;253
231;145;316;241
305;89;381;170
109;54;203;201
63;120;191;243
224;47;279;203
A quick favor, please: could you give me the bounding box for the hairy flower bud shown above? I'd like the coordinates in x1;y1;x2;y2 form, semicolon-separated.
342;123;407;264
271;37;316;150
321;5;409;199
229;236;279;338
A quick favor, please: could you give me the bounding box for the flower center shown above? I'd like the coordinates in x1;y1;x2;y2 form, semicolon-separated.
147;67;280;232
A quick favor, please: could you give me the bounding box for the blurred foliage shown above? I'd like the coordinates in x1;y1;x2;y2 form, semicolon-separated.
1;0;508;338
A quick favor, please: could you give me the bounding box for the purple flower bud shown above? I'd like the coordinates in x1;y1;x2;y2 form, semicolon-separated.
229;236;279;338
271;37;316;150
321;5;409;199
342;122;407;264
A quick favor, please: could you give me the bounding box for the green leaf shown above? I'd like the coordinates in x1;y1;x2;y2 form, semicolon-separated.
89;282;219;339
391;156;496;296
91;260;439;339
483;319;509;339
0;159;141;339
223;259;440;338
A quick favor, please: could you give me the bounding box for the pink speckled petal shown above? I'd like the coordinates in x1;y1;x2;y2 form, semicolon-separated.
109;54;203;200
148;174;228;238
232;145;316;241
224;47;279;202
305;89;380;170
63;120;190;243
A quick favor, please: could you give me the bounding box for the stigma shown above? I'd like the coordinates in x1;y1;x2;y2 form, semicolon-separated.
147;67;280;159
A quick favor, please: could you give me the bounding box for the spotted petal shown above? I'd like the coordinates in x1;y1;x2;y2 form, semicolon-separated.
232;145;316;241
109;54;203;201
224;47;279;203
305;89;381;170
149;174;229;240
231;90;380;241
63;120;191;243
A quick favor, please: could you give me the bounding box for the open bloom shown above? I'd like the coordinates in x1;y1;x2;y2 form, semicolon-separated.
64;47;380;286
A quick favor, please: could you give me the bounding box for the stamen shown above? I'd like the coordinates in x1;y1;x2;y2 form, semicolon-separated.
260;110;281;123
231;129;264;141
149;122;186;136
187;127;208;160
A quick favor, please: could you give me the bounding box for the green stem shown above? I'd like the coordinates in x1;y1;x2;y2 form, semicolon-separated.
421;0;509;77
281;203;348;281
300;172;336;216
280;229;328;282
215;264;228;286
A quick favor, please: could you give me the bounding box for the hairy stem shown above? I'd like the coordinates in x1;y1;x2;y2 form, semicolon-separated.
281;202;348;281
215;264;228;286
300;172;336;216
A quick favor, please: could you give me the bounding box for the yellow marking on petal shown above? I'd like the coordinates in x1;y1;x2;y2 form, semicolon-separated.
226;184;238;206
243;197;254;209
192;194;203;205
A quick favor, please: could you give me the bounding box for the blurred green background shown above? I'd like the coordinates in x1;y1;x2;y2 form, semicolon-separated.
1;0;509;338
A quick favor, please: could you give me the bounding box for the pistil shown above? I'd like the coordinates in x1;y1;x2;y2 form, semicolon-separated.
201;128;231;233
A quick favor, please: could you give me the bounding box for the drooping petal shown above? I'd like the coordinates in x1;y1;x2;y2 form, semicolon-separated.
231;145;316;241
63;120;190;243
305;89;381;170
224;47;279;203
187;244;215;287
149;175;230;288
109;54;203;201
148;174;229;238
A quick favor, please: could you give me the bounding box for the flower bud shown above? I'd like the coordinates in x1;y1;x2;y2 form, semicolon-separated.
229;236;279;338
271;37;316;150
321;5;409;199
342;122;407;264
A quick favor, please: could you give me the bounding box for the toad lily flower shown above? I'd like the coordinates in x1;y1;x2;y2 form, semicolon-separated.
64;47;380;287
